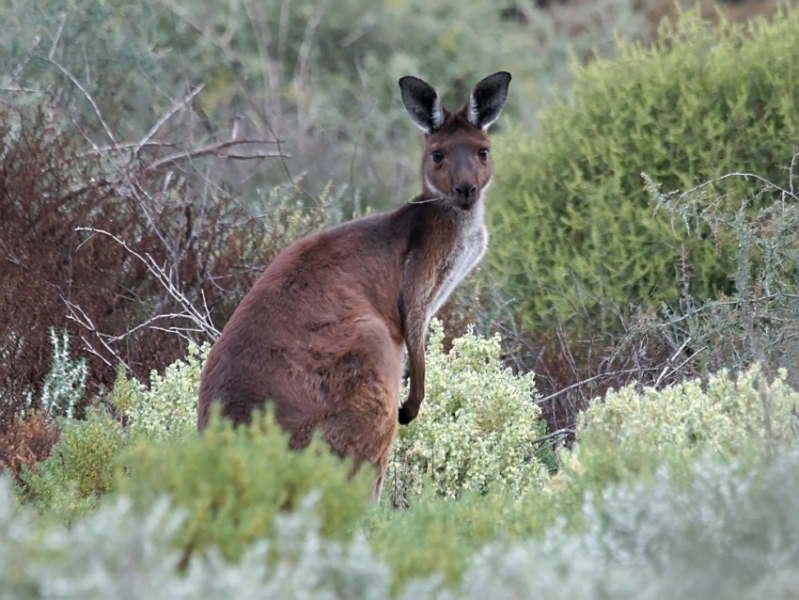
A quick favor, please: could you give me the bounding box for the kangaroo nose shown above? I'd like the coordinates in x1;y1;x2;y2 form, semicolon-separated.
454;182;477;200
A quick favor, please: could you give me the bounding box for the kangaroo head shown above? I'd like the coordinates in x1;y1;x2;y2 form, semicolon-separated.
399;71;511;209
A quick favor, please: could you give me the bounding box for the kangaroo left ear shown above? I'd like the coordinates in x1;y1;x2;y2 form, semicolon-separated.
467;71;512;130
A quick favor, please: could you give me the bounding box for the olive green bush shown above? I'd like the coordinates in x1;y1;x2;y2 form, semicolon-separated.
489;6;799;336
18;409;124;524
386;320;549;503
116;409;372;563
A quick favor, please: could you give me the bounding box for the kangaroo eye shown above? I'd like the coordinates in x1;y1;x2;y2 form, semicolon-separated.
431;150;445;165
478;148;489;161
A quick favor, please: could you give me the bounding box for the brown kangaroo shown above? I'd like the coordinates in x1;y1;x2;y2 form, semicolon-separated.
198;71;511;501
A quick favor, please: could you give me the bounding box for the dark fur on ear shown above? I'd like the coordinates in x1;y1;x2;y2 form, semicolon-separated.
399;76;444;134
467;71;512;130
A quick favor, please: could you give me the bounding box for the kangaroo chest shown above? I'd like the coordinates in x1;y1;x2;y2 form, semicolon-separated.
428;215;489;319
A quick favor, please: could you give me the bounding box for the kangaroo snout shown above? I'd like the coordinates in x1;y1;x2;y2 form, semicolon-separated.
454;181;478;206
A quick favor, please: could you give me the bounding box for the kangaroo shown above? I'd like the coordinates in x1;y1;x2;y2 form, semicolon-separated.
198;71;511;501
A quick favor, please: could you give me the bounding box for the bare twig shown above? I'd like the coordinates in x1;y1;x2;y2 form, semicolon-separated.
40;55;116;147
48;13;67;60
75;226;220;340
62;297;128;371
676;171;799;204
77;140;179;157
531;428;575;446
537;367;659;405
145;139;290;172
135;83;207;154
654;337;696;387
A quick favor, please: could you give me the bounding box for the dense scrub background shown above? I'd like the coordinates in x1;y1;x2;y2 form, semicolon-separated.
2;0;799;596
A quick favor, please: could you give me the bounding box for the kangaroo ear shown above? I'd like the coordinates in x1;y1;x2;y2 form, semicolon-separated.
399;76;444;134
467;71;512;130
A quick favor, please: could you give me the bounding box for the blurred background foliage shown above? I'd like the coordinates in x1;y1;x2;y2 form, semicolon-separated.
1;0;654;205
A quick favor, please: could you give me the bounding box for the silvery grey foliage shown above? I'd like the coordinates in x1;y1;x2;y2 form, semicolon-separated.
5;446;799;599
445;448;799;600
0;483;390;600
23;328;87;420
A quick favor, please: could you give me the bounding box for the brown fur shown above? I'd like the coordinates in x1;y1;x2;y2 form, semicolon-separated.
198;72;511;501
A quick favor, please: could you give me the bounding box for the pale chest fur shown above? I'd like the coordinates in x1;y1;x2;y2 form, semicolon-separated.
427;203;489;320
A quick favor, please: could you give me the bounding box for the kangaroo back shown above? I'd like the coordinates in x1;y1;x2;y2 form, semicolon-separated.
198;72;511;502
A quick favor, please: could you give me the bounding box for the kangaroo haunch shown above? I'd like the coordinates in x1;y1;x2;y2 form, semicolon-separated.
198;72;512;502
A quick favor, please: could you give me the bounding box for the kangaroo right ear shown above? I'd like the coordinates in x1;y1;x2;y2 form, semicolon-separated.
399;76;444;134
467;71;512;131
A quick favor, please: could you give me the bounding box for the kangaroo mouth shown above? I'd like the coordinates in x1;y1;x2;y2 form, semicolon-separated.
453;194;479;210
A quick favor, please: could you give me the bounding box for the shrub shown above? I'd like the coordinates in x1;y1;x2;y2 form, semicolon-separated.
545;364;799;524
642;164;799;389
0;411;60;487
386;320;550;504
367;487;556;592
113;343;209;441
23;328;87;421
578;364;799;459
5;435;799;599
18;409;125;524
116;408;372;564
0;475;392;600
488;6;799;337
445;446;799;600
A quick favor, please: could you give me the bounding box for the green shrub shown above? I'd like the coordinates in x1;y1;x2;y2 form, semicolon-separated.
18;409;125;524
642;166;799;389
116;408;372;563
112;343;208;441
367;487;557;592
0;475;392;600
546;363;799;523
489;6;799;336
386;320;549;503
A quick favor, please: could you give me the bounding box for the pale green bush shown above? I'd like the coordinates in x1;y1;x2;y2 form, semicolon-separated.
386;320;549;502
543;364;799;518
443;447;799;600
577;364;799;456
112;343;208;441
